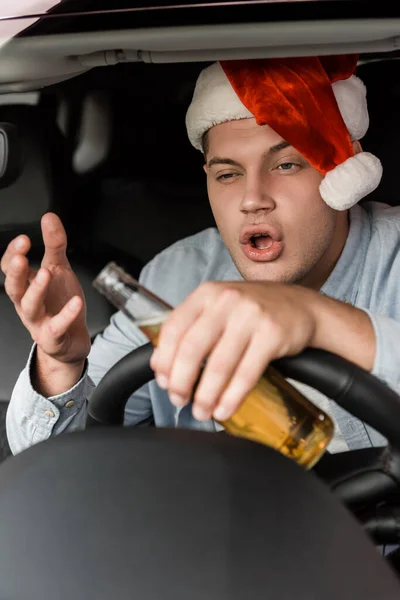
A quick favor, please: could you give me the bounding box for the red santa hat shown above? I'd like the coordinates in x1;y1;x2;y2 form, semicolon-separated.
185;55;382;211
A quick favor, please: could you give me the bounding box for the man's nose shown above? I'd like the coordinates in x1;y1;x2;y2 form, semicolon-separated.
239;175;276;214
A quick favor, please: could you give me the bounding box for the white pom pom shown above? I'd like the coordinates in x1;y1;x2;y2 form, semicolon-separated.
319;152;383;211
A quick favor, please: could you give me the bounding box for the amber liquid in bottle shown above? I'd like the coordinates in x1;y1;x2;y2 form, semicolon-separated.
138;317;334;470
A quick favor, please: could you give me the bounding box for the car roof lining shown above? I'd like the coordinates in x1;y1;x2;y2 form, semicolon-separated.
0;17;399;92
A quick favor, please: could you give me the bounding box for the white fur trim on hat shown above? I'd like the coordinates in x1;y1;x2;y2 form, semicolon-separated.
319;152;383;211
332;75;369;141
186;62;252;151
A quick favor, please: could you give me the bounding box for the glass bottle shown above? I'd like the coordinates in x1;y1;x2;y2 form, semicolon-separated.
93;262;334;469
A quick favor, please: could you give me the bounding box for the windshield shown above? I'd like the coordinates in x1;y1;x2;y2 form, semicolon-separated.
0;0;398;468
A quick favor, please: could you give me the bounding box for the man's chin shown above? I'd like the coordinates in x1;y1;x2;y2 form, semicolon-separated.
233;256;294;284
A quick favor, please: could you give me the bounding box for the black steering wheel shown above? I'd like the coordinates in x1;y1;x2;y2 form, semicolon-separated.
1;346;400;599
88;344;400;541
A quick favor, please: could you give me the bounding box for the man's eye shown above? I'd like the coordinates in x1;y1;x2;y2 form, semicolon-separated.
217;172;239;182
277;162;298;171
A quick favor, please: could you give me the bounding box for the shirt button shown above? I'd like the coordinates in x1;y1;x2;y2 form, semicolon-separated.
65;400;75;408
44;410;55;418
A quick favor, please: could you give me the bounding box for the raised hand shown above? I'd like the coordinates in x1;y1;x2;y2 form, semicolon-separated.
1;213;91;370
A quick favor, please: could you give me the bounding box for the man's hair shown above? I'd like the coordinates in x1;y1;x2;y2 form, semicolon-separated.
202;131;209;157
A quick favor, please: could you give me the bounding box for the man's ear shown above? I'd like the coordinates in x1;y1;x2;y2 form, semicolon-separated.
352;140;363;155
203;164;208;174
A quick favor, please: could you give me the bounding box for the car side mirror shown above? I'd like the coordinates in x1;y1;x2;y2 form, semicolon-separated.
0;123;21;189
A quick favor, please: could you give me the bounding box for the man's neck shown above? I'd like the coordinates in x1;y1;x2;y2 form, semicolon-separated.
298;211;350;291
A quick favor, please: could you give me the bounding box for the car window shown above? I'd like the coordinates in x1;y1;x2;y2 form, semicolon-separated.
0;1;61;48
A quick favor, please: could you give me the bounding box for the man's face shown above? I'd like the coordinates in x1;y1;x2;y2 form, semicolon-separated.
205;118;349;288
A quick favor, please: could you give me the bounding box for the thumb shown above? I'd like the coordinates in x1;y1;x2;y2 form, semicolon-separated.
41;213;69;267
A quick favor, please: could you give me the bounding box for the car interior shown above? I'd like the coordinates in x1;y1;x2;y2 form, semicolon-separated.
1;5;400;596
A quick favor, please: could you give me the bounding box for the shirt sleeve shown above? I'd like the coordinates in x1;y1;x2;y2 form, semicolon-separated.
6;265;156;456
364;310;400;395
6;343;94;455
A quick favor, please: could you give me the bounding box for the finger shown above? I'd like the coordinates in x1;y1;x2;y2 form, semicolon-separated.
164;309;227;408
4;254;30;306
191;320;252;421
19;268;51;322
151;282;221;380
212;331;277;422
41;213;69;267
1;234;31;274
46;296;84;342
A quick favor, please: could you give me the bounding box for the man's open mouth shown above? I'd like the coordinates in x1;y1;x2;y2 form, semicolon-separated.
240;226;284;263
249;234;274;250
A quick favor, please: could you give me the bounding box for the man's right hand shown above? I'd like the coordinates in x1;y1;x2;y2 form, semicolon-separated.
1;213;91;396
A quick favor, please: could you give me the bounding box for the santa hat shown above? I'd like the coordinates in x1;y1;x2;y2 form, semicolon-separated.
186;55;382;211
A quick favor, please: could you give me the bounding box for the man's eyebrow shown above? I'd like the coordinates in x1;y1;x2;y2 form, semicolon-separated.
265;141;292;155
207;141;292;169
207;157;243;169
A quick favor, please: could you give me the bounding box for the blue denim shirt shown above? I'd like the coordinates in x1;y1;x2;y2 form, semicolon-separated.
6;201;400;455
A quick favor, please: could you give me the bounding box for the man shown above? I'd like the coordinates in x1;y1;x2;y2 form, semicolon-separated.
3;54;400;455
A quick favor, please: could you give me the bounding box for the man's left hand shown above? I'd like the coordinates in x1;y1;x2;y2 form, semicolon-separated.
150;281;375;422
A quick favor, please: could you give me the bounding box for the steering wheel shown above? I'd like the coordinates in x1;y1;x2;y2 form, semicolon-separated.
1;346;400;599
88;344;400;543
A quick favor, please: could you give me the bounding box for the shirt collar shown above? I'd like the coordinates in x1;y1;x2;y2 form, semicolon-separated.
321;203;371;303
